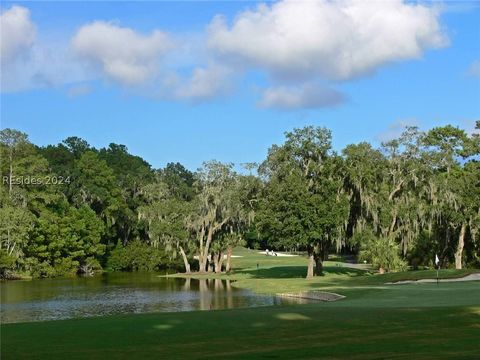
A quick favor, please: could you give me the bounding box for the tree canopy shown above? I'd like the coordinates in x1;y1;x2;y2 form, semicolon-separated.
1;123;478;279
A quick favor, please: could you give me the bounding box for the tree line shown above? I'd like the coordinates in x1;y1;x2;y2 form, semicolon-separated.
0;122;478;279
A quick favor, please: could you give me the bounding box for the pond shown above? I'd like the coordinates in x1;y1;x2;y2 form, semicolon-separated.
0;272;307;323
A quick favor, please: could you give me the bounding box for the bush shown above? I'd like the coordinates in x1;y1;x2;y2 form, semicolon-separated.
26;257;79;278
407;231;437;269
107;240;181;272
0;250;17;279
358;232;407;273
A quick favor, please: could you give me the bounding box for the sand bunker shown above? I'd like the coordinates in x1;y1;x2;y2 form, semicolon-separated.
387;273;480;285
277;291;345;302
258;251;298;257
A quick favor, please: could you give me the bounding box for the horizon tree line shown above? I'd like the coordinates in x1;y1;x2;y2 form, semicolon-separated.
1;121;479;279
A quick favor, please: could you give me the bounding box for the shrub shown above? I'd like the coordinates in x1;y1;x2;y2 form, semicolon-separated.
26;257;78;278
358;232;407;273
107;240;181;272
0;250;17;279
407;231;437;269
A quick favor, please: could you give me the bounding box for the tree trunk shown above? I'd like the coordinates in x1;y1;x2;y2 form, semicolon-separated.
206;255;212;272
217;252;225;273
225;247;232;273
314;255;323;276
306;254;314;279
455;223;466;270
196;224;206;272
200;226;214;272
214;253;223;273
6;228;10;253
179;246;191;273
122;227;131;247
388;180;404;201
8;242;15;257
389;211;397;235
9;149;13;194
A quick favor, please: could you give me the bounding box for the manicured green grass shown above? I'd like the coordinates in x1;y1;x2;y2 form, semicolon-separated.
2;299;480;359
2;248;480;359
169;247;478;296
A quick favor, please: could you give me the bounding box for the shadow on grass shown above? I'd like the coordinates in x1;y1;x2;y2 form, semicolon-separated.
237;266;366;279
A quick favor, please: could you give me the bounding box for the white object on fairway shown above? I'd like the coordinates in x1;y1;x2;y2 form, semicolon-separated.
258;251;297;257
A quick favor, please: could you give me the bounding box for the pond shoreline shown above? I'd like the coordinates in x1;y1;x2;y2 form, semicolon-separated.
0;272;309;324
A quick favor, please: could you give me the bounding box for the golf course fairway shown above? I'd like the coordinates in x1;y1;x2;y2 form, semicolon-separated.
2;248;479;359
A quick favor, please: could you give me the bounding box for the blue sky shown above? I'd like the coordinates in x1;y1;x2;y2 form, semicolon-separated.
1;1;479;170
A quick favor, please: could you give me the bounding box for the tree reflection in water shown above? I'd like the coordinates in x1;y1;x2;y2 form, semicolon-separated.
1;273;311;323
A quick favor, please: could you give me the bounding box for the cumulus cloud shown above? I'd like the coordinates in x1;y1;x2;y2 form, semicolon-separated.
173;65;232;100
70;21;234;102
2;39;91;93
0;5;36;65
1;1;452;110
259;83;345;110
208;0;447;81
71;21;172;85
1;5;89;93
467;60;480;78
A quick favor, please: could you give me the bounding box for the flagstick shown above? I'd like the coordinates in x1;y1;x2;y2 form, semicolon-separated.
436;265;439;286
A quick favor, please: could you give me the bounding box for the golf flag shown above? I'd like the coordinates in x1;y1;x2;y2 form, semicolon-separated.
435;254;440;266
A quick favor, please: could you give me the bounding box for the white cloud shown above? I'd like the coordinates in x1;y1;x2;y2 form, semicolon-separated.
0;5;36;65
1;6;88;93
1;1;453;110
2;39;91;93
173;65;232;100
71;21;172;85
259;83;345;110
208;0;447;81
70;21;232;101
467;60;480;78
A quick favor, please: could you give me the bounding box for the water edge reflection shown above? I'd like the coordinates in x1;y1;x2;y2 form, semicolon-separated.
1;273;313;323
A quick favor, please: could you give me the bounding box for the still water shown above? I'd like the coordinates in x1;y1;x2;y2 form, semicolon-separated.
1;272;303;323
